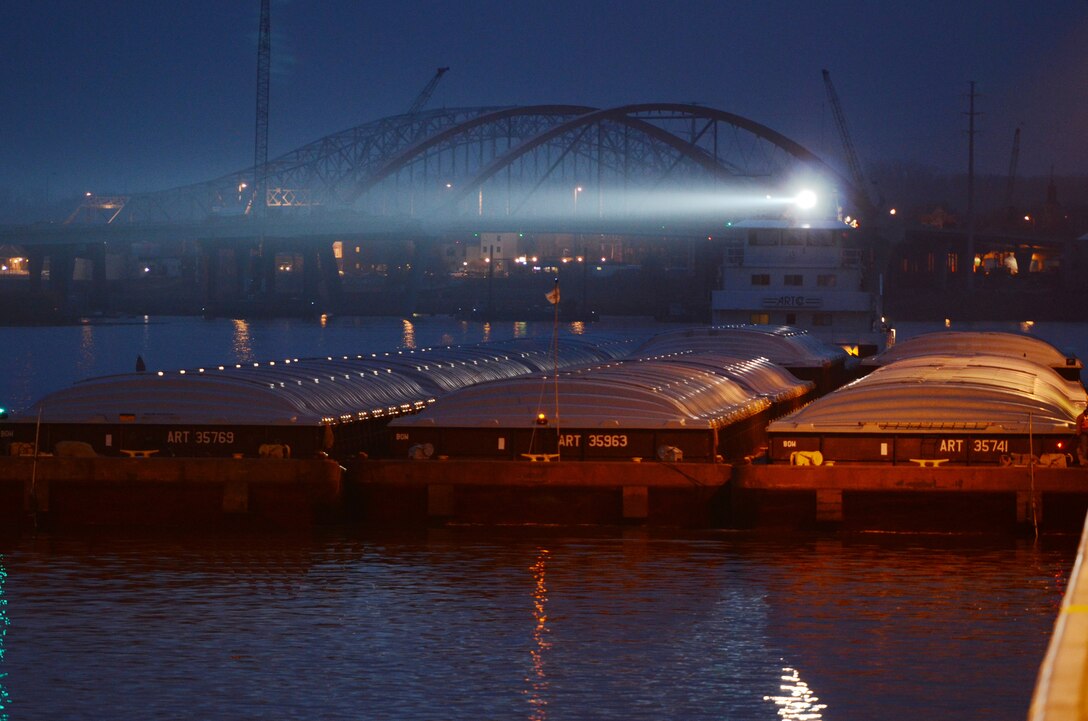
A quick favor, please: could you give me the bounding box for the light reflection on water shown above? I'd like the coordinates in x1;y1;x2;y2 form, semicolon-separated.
0;555;8;721
402;319;416;349
76;322;95;377
764;667;826;720
527;548;551;720
231;319;253;363
0;529;1073;721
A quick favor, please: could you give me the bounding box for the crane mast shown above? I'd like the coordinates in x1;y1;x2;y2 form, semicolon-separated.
252;0;271;215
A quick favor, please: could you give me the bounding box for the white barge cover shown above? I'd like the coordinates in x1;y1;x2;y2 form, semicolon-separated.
12;335;637;427
625;351;813;406
633;325;852;371
861;330;1082;374
769;352;1088;435
391;356;813;430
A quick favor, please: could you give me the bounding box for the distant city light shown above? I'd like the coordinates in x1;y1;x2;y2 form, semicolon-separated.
889;208;897;215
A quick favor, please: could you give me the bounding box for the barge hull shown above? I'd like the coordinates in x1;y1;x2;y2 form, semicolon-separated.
348;459;730;528
0;457;343;528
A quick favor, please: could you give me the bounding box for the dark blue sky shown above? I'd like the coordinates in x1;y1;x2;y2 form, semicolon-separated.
3;1;1086;198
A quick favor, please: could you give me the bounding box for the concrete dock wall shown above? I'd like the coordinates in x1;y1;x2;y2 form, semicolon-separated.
1029;511;1088;720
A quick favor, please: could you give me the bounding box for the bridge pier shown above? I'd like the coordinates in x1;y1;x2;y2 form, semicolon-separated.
318;241;343;309
49;247;75;307
195;235;344;317
87;243;108;310
27;250;45;293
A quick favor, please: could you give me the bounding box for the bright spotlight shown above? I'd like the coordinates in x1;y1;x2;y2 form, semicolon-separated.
795;189;818;210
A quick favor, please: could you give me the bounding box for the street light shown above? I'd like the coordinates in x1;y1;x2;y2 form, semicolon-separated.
573;186;583;213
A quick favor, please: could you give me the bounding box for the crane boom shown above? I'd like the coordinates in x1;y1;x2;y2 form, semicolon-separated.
821;69;872;208
406;67;449;115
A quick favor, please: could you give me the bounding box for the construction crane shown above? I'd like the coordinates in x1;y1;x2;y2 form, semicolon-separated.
821;69;878;213
1005;124;1021;221
406;67;449;115
252;0;271;215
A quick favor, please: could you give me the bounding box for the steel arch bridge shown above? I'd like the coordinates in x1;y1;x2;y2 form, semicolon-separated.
114;103;861;226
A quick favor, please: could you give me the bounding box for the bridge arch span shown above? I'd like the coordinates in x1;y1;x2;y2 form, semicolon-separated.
119;103;859;224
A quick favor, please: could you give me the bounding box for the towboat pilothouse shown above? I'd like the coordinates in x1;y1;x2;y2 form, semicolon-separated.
710;219;890;357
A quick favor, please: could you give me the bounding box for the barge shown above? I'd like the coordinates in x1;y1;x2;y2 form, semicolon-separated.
0;334;636;460
767;350;1087;467
860;329;1083;382
386;354;815;463
634;323;859;393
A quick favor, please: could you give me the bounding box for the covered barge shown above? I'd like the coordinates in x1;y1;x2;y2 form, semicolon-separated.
0;334;635;460
633;324;858;393
386;354;814;463
767;351;1087;467
860;330;1083;382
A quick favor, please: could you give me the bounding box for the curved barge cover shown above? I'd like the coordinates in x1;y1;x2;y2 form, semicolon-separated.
634;324;850;371
769;352;1087;436
862;330;1082;378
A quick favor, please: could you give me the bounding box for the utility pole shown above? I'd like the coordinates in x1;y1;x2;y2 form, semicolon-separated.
965;81;978;290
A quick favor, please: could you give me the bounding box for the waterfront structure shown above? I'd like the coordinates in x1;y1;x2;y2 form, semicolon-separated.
0;103;868;322
709;219;889;356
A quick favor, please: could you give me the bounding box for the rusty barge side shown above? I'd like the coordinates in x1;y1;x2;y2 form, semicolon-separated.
0;456;343;528
3;455;1088;533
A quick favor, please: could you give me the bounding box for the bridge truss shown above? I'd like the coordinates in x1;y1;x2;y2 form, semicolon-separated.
115;103;860;226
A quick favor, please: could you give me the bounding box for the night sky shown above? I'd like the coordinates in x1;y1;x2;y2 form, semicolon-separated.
3;1;1087;199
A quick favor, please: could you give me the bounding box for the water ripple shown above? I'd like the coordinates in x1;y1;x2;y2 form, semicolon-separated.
0;529;1074;721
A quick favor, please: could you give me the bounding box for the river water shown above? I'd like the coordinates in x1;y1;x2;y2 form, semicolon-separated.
0;315;1085;720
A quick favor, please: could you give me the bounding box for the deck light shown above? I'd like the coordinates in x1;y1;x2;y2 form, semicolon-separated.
536;412;548;426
